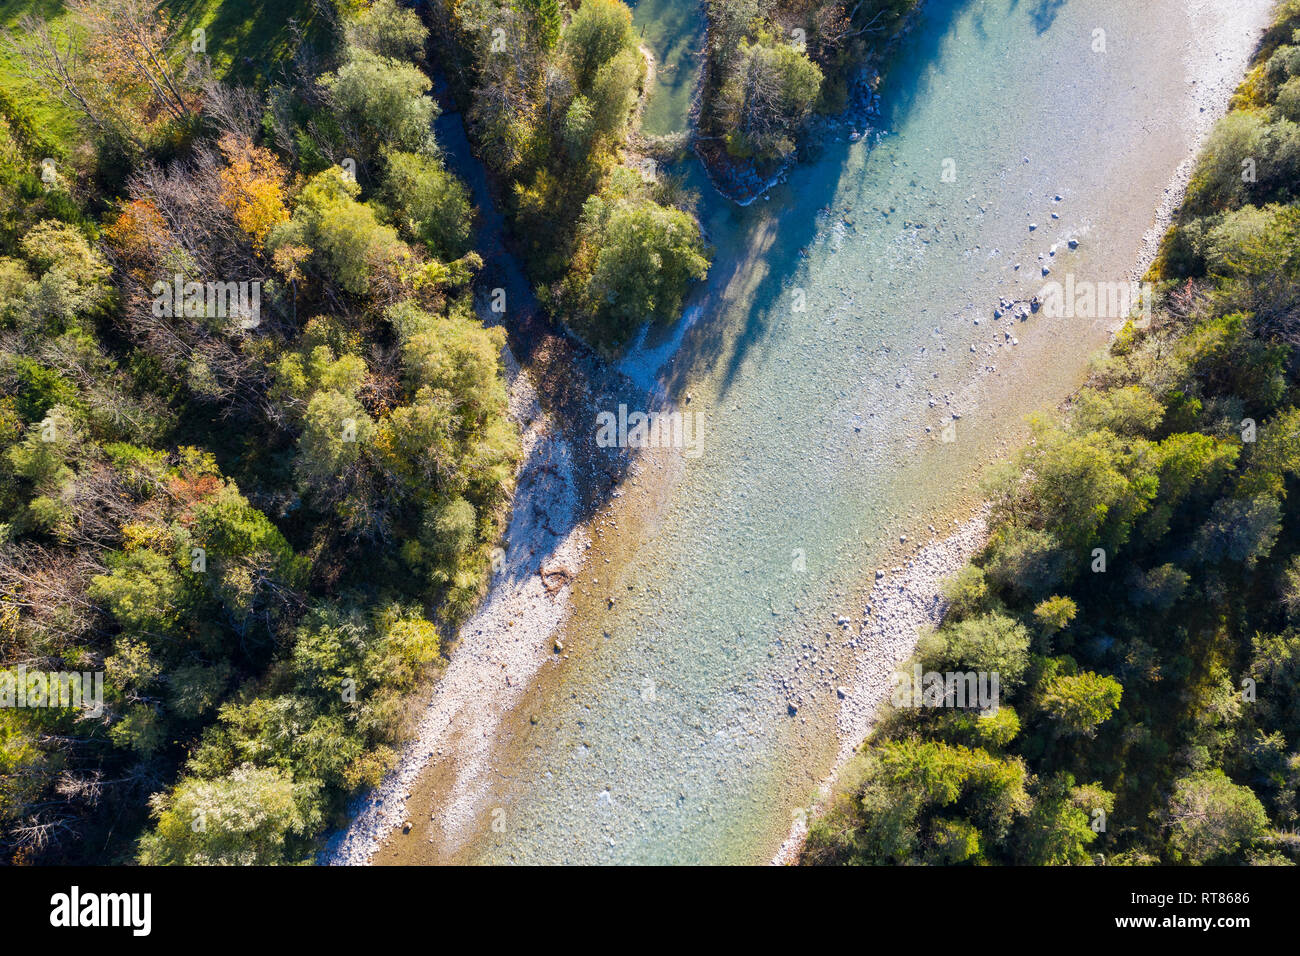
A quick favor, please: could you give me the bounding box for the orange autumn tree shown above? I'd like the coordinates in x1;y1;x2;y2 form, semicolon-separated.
217;134;290;250
103;196;171;279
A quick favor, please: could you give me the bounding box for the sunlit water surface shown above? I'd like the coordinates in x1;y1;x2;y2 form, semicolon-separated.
459;0;1221;863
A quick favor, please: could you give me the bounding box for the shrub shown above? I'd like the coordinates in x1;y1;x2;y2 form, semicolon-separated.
381;151;474;260
139;764;323;865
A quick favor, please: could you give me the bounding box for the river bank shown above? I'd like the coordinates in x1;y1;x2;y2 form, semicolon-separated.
771;0;1277;865
1135;0;1278;279
771;510;988;864
322;343;587;864
323;88;661;860
337;0;1277;866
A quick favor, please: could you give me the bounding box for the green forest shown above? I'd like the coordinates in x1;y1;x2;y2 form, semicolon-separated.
804;1;1300;866
0;0;707;864
4;0;1297;872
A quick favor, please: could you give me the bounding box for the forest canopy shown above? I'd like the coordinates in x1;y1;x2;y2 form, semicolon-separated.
0;0;525;864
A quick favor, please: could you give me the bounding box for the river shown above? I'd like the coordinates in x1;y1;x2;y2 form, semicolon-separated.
376;0;1273;864
630;0;706;137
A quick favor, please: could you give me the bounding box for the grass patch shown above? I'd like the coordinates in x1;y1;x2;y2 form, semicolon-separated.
0;0;80;157
0;0;329;159
165;0;331;85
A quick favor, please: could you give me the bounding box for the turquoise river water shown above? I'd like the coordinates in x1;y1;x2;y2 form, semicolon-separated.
415;0;1257;863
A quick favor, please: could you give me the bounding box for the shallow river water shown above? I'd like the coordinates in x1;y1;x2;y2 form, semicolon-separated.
391;0;1270;864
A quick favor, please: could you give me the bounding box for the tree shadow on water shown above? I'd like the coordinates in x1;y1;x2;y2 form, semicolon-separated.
654;0;985;406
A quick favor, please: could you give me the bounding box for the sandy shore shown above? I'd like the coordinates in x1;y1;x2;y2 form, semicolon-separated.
772;0;1276;866
322;345;589;865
